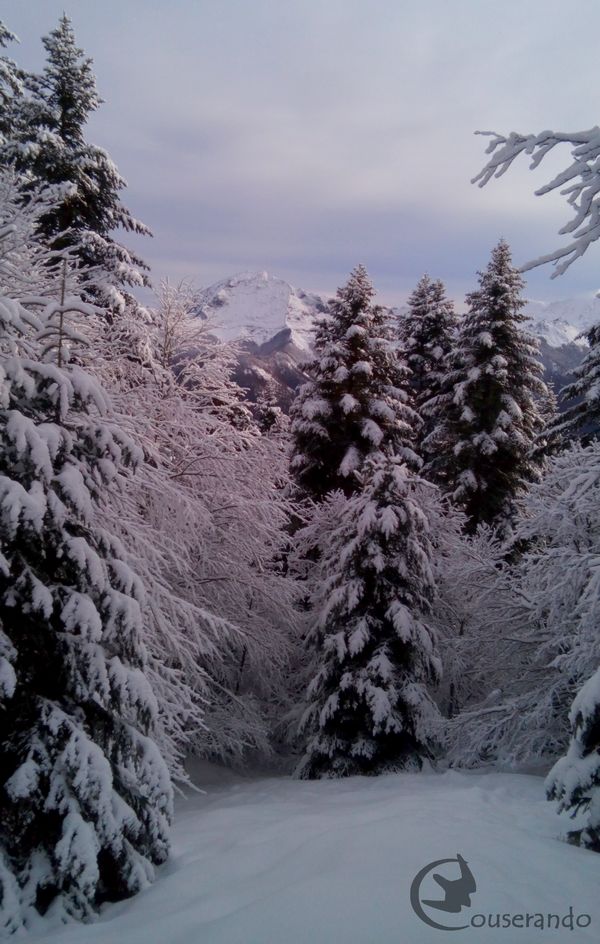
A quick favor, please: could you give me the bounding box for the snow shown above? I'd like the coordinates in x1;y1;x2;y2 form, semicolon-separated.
339;445;361;477
570;666;600;723
194;271;329;352
199;267;599;383
28;764;600;944
0;654;16;698
525;297;600;349
194;270;600;363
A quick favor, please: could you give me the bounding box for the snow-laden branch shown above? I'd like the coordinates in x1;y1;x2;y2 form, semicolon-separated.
473;126;600;276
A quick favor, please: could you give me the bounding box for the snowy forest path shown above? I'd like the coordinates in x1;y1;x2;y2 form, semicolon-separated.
30;766;600;943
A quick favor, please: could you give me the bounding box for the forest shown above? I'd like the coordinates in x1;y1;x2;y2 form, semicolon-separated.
1;12;600;940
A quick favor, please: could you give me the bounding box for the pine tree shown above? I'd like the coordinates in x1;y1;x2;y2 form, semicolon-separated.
0;175;172;929
398;273;458;455
3;14;150;313
296;454;442;778
291;265;419;500
547;668;600;853
425;240;549;533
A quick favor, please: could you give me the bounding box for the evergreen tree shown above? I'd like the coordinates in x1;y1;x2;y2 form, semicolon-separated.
0;21;22;145
291;265;419;500
296;454;442;778
549;322;600;443
547;668;600;853
425;240;549;533
0;175;172;929
398;273;458;455
3;14;150;313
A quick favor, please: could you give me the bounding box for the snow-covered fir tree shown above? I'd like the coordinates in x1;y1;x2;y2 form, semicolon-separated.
398;273;457;456
546;667;600;853
549;321;600;443
0;20;19;93
3;14;150;314
0;21;22;146
290;265;419;500
425;240;549;533
296;454;442;778
0;175;172;930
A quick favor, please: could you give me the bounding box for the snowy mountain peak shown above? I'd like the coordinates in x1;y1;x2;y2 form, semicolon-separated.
194;271;329;352
524;296;600;350
527;317;588;349
197;272;600;357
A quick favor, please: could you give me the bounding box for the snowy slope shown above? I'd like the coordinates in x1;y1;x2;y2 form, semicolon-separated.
29;766;599;944
194;271;329;353
196;273;598;355
524;298;598;350
522;298;597;397
193;273;597;409
525;296;600;338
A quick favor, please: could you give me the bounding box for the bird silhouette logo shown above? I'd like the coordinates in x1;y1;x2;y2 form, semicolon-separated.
410;854;477;931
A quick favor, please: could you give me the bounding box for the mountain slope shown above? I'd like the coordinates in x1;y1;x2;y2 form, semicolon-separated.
194;271;329;353
194;272;594;409
525;296;600;342
523;298;596;399
193;272;329;410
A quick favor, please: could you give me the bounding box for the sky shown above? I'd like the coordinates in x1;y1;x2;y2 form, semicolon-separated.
4;0;600;306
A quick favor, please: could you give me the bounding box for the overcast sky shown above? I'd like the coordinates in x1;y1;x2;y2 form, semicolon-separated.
5;0;600;305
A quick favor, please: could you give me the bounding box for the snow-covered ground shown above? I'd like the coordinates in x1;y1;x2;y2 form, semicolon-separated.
30;765;600;944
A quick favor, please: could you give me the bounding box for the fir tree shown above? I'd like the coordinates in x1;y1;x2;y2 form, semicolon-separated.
425;240;549;533
547;668;600;853
291;265;418;500
296;454;442;778
0;177;172;929
549;322;600;443
3;14;150;313
399;273;458;455
0;21;22;145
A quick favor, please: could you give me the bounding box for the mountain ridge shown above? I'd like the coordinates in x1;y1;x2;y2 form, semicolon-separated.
193;271;594;409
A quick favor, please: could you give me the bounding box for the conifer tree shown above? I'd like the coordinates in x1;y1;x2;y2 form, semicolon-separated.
3;14;150;313
549;323;600;443
0;175;172;929
291;265;418;500
547;668;600;853
296;454;442;778
0;21;22;145
425;240;549;532
398;273;457;455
